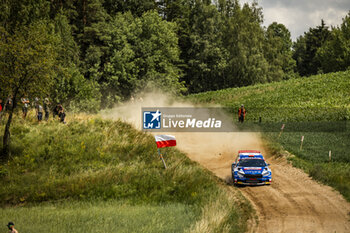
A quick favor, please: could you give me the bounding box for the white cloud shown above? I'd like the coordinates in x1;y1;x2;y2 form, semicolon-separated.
240;0;350;40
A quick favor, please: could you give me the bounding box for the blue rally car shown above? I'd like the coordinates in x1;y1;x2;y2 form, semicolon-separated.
232;150;272;185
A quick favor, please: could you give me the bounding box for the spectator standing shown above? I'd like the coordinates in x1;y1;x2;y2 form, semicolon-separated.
57;103;66;123
0;98;3;120
53;103;59;118
36;102;44;122
43;98;51;121
21;96;30;119
5;95;13;112
33;97;39;108
238;104;246;123
7;222;18;233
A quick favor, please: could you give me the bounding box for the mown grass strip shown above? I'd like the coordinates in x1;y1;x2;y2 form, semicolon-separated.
0;201;196;233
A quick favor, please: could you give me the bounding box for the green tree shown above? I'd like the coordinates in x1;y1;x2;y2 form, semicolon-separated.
184;1;229;92
293;20;330;76
316;12;350;73
52;13;101;112
0;22;58;158
0;0;50;32
63;0;109;64
134;11;185;93
265;22;296;80
49;0;76;20
222;1;269;87
81;11;185;107
103;0;157;16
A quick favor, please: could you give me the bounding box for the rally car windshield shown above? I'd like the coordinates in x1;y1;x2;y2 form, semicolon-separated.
238;159;266;167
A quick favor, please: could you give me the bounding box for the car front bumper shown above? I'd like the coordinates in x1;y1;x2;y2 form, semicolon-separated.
233;176;272;185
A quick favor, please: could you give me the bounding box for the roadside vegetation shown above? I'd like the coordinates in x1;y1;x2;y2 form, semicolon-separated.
270;131;350;202
187;71;350;201
0;113;253;232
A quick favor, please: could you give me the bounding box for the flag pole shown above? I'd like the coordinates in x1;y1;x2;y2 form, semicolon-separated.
300;136;304;151
158;148;167;169
278;124;285;139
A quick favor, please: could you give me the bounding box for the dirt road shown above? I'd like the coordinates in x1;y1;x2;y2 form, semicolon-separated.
173;132;350;233
107;94;350;232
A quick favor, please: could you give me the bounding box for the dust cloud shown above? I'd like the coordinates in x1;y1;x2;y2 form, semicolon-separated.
102;91;194;129
103;91;265;181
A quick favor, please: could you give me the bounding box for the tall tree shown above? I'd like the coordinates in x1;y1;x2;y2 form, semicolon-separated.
158;0;192;91
0;22;58;158
0;0;50;32
184;0;229;92
316;12;350;73
265;22;296;80
66;0;109;63
52;13;101;112
103;0;157;17
222;0;269;87
49;0;76;20
80;11;185;107
293;20;330;76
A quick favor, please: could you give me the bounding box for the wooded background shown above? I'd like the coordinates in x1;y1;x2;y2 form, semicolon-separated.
1;0;349;111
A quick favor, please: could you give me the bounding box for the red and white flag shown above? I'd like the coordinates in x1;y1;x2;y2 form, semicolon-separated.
155;135;176;148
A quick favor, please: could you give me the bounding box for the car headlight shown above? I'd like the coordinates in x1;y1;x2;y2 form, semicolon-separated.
262;170;270;176
237;170;245;178
238;170;245;175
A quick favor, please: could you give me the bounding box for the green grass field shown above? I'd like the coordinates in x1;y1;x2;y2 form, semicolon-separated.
1;201;195;233
187;70;350;121
266;130;350;201
187;71;350;201
0;113;253;232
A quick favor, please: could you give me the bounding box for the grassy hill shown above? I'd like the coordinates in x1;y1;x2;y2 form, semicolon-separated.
188;70;350;121
0;114;253;233
187;71;350;201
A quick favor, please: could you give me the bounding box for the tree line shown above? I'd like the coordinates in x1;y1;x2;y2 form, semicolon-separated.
0;0;349;111
293;17;350;77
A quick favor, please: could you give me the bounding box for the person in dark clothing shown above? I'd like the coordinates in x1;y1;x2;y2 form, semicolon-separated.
238;104;246;123
0;98;3;113
7;221;18;233
5;95;13;112
0;98;3;120
43;98;50;121
57;104;66;123
53;104;59;119
36;103;44;122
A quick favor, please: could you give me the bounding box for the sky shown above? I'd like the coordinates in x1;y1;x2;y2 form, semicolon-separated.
240;0;350;41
